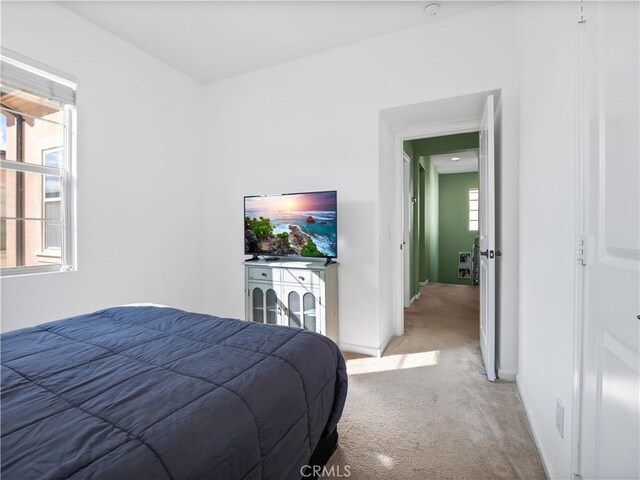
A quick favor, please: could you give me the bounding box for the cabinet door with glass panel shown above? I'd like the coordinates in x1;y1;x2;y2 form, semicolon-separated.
247;282;282;325
244;262;338;342
283;285;322;334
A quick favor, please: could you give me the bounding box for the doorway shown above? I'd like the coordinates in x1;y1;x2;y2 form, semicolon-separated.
390;91;499;380
404;133;480;307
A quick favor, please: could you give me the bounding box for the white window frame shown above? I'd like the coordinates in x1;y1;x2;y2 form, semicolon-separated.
469;187;479;232
41;147;63;255
0;51;77;277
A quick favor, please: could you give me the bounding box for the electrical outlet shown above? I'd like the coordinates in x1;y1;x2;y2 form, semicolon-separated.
556;399;564;438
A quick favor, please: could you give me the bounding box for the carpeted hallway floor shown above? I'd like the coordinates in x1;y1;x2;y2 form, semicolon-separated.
326;283;546;480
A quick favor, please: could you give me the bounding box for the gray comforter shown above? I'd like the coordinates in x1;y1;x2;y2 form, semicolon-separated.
1;306;347;479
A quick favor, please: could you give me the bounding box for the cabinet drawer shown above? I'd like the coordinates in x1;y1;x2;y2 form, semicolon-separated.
247;267;280;282
282;269;320;287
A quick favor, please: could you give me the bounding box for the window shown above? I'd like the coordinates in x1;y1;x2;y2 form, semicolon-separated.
1;50;76;276
469;187;479;231
42;148;63;251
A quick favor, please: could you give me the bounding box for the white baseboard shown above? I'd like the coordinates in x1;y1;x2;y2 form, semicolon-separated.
409;292;420;307
516;375;556;480
339;342;380;357
341;335;394;358
498;369;517;382
378;334;393;357
419;280;429;286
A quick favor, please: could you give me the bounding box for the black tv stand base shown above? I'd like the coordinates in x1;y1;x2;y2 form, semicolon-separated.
246;256;336;265
245;255;281;262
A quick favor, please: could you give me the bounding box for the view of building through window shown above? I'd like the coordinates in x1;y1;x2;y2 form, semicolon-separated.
1;86;66;269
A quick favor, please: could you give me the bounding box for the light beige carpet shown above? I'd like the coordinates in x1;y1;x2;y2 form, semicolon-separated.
326;283;546;480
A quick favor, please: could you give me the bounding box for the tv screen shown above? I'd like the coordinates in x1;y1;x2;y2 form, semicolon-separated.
244;190;337;258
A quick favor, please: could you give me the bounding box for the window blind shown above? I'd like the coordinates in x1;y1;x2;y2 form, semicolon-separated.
1;51;76;106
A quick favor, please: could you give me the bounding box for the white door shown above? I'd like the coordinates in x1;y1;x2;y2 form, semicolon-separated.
579;3;639;479
479;94;496;381
403;154;412;309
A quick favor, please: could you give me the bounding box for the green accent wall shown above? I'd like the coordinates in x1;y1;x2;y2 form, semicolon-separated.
420;156;439;286
405;132;479;295
403;141;413;160
404;142;422;299
412;132;479;158
438;172;479;285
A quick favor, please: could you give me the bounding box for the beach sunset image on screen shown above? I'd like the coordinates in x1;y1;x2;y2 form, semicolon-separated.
244;191;337;258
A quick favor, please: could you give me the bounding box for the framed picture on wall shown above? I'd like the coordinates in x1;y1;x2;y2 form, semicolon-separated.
458;267;472;279
458;252;472;267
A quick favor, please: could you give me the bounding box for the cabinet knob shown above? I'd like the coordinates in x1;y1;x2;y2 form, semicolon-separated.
299;276;305;281
261;273;267;277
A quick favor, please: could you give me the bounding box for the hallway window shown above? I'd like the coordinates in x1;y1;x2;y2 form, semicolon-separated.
469;188;479;231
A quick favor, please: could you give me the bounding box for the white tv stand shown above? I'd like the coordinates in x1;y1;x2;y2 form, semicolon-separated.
244;259;339;343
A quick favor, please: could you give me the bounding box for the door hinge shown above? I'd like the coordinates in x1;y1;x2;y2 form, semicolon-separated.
577;0;586;24
577;235;591;265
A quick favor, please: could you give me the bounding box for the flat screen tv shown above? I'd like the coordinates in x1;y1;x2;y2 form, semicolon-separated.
244;190;337;259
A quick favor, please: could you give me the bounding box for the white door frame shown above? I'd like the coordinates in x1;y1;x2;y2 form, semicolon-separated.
402;152;412;309
393;118;481;337
570;10;587;476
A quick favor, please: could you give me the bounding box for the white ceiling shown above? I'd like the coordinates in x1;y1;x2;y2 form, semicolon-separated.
431;149;478;174
59;1;495;84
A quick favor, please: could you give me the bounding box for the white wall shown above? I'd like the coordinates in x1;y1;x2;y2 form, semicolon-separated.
493;91;521;382
516;3;577;479
377;115;394;353
202;3;521;363
0;2;206;331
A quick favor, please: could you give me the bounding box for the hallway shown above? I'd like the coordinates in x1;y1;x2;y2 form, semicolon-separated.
329;283;545;479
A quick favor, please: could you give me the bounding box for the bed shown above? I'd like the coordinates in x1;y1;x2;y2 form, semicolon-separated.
0;306;348;479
